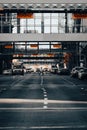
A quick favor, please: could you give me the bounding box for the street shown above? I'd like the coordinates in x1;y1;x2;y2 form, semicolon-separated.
0;73;87;130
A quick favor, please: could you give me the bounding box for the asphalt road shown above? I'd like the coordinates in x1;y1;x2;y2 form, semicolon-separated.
0;73;87;130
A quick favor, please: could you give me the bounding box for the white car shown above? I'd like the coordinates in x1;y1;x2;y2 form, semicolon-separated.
78;68;87;79
71;66;84;77
12;65;24;75
3;69;11;75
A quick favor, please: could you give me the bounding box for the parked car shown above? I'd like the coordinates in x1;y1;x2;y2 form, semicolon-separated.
12;64;24;75
51;64;58;74
26;68;34;73
3;69;11;75
71;66;84;77
78;68;87;79
57;68;70;75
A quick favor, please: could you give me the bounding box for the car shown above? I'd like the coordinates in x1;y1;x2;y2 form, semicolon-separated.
12;64;24;75
26;68;34;73
12;67;24;75
43;68;48;72
3;69;11;75
70;66;84;77
51;64;58;74
57;68;70;75
78;68;87;79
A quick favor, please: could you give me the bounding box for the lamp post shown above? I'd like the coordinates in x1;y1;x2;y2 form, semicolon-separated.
80;54;86;67
79;43;86;67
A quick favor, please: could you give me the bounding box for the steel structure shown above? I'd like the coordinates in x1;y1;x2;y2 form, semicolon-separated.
0;0;87;12
0;0;87;71
0;0;87;42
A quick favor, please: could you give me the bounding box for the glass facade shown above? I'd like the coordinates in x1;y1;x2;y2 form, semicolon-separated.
0;12;87;34
0;11;87;69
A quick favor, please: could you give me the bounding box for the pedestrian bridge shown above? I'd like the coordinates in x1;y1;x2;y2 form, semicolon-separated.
0;0;87;42
0;33;87;42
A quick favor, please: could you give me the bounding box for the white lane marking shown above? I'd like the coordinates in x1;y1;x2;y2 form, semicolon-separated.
44;98;48;100
30;125;87;129
44;101;48;105
40;75;48;108
43;96;48;108
0;107;87;110
0;99;44;103
40;76;43;86
42;88;45;91
44;91;47;94
43;106;48;109
0;125;87;129
0;99;87;104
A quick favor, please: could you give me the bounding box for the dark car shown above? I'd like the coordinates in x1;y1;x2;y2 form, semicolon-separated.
51;64;58;74
57;68;70;75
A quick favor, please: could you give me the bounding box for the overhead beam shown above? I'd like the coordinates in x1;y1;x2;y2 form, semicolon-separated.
0;0;87;13
1;9;87;14
0;0;87;4
12;56;59;59
0;33;87;42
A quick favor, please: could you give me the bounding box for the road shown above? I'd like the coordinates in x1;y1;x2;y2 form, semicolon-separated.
0;73;87;130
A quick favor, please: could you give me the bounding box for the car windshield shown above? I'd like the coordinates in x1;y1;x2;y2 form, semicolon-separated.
14;65;22;69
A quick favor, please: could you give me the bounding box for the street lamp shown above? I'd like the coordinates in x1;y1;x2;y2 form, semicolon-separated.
80;54;86;67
